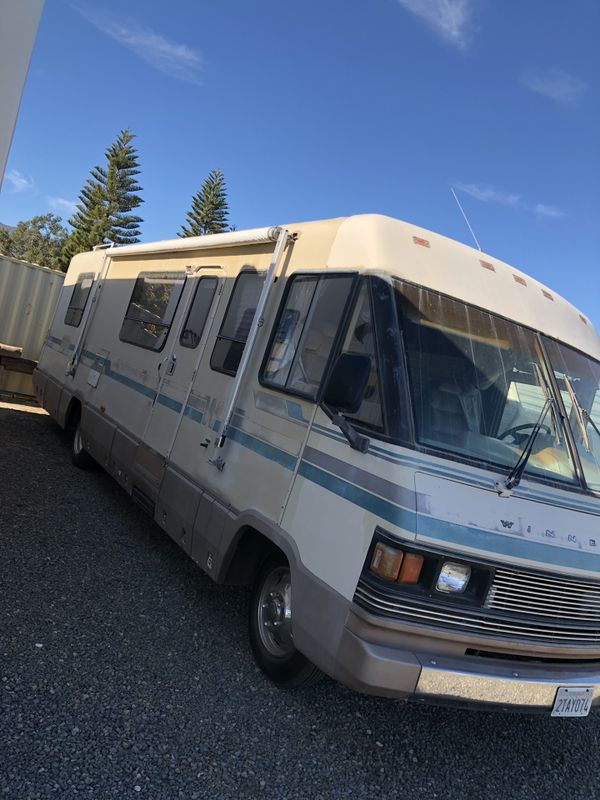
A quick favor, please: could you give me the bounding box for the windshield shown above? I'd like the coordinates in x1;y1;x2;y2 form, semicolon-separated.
543;339;600;492
395;281;578;486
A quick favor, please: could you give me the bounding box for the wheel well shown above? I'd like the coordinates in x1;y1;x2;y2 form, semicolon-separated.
65;398;82;431
221;527;284;586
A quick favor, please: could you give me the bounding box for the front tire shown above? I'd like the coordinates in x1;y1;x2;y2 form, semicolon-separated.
249;553;323;689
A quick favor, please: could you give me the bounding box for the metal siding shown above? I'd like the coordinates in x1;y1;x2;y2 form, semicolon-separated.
0;256;64;395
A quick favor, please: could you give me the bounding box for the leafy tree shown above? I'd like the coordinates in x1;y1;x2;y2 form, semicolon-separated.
180;168;230;237
67;128;143;258
0;214;70;271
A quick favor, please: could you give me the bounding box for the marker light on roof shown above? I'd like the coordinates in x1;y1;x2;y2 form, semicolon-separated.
412;236;430;248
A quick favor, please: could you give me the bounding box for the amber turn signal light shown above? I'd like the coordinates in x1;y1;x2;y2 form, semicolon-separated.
370;542;404;581
397;553;424;584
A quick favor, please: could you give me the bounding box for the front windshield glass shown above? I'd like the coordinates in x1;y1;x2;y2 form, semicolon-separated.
395;281;577;485
543;339;600;492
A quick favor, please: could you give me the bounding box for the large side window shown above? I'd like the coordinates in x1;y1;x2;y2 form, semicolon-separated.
64;273;95;327
119;271;186;352
211;271;265;376
180;277;218;349
262;274;354;399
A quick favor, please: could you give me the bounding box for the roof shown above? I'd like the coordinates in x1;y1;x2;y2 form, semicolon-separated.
104;213;600;361
326;215;600;361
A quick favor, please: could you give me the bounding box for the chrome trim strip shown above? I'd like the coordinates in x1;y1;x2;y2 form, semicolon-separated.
354;581;600;643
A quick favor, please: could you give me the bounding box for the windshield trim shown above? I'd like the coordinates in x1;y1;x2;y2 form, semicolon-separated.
540;334;600;498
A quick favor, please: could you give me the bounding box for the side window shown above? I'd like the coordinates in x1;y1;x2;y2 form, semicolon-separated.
262;274;354;399
64;273;95;327
180;277;218;349
340;281;384;432
210;271;265;376
119;271;186;352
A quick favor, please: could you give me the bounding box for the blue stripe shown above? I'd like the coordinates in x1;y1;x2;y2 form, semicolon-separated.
298;461;417;531
183;406;204;424
47;335;62;346
311;422;600;515
418;515;600;573
297;460;600;573
228;427;297;471
103;363;156;399
286;401;309;423
157;393;183;412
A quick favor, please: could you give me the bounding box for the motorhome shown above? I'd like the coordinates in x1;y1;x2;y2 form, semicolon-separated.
34;214;600;716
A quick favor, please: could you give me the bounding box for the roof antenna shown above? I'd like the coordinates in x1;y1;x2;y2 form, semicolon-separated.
450;186;482;252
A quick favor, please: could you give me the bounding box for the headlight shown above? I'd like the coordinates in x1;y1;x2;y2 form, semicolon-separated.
436;561;472;594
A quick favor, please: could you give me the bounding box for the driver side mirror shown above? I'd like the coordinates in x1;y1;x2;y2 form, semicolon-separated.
321;353;371;413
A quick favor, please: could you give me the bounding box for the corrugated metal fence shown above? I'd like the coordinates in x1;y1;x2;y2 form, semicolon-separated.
0;255;64;397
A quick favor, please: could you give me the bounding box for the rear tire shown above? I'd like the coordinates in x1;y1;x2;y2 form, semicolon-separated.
70;418;95;470
249;552;323;689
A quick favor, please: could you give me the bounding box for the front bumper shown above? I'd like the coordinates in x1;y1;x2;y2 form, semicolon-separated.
335;619;600;713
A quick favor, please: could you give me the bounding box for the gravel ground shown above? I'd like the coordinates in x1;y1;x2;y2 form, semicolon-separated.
1;403;600;800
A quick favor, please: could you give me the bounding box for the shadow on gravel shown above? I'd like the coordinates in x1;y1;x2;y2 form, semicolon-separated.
1;405;599;800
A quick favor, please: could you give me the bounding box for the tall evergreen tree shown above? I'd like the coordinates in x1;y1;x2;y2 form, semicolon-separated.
104;129;144;244
67;128;143;258
180;169;230;237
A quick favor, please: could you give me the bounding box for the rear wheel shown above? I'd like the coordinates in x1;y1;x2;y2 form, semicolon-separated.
70;417;95;470
249;553;323;689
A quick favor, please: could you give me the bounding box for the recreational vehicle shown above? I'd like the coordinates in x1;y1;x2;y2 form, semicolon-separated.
34;215;600;716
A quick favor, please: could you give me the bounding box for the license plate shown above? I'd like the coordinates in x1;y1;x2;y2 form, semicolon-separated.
551;686;593;718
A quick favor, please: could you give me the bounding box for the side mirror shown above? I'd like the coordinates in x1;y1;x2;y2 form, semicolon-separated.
322;353;371;413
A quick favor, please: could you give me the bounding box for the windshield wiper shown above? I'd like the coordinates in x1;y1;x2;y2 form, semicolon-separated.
563;375;591;452
532;363;562;446
582;408;600;439
496;398;552;496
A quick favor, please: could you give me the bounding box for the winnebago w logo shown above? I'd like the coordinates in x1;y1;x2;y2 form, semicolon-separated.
500;520;514;529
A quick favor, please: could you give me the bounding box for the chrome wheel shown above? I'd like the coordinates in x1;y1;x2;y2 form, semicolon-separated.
257;565;294;657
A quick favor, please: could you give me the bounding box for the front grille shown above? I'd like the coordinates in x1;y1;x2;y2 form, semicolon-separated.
485;567;600;622
353;575;600;646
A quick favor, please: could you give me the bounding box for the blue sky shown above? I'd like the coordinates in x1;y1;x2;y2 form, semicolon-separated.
2;0;599;324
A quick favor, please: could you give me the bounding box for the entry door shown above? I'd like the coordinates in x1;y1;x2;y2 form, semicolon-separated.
142;269;223;458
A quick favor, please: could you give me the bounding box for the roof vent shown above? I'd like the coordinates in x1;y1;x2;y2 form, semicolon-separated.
513;275;527;286
480;260;495;272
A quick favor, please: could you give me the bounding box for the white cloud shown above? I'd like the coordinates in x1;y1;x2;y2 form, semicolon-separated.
455;182;521;207
3;169;34;193
521;68;586;105
72;4;204;85
47;196;78;215
455;182;566;219
395;0;474;48
532;203;565;219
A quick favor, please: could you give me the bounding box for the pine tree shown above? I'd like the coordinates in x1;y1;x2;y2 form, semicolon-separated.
104;129;143;244
67;128;143;257
65;177;109;259
180;169;230;237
